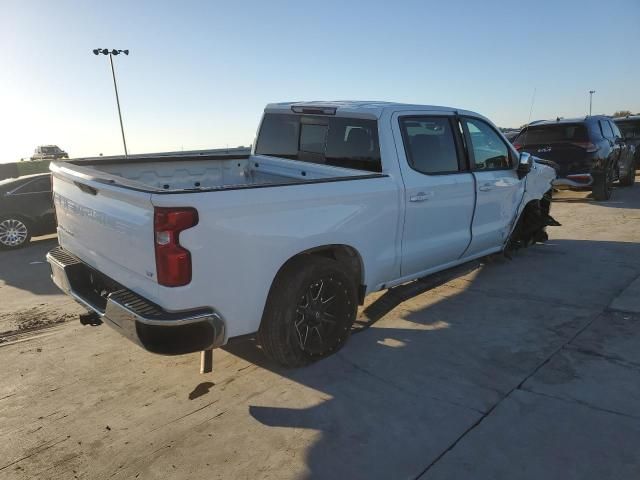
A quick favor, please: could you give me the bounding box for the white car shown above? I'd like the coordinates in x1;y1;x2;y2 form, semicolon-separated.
31;145;68;161
47;101;556;367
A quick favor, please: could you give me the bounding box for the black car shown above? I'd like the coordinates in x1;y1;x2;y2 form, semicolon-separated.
513;115;635;200
614;115;640;169
0;173;56;249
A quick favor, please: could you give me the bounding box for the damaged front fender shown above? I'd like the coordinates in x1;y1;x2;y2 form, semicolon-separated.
506;189;560;255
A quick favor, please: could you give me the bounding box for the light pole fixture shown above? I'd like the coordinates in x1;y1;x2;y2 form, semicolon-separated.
588;90;596;117
93;48;130;157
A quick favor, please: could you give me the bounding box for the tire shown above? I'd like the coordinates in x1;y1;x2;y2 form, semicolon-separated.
619;167;635;187
592;171;612;201
0;216;32;250
258;256;358;367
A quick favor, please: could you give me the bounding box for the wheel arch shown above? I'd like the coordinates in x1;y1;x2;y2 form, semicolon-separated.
268;244;365;306
507;189;553;249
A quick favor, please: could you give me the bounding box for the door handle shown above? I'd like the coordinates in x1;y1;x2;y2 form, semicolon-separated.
479;183;494;192
410;192;433;202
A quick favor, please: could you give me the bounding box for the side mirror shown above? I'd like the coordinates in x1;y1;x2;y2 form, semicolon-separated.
517;152;533;179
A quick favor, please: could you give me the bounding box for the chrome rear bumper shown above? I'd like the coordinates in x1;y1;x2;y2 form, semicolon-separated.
46;246;225;355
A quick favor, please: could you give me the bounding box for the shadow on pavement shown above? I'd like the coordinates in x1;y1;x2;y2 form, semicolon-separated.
223;236;640;479
0;236;59;297
553;176;640;209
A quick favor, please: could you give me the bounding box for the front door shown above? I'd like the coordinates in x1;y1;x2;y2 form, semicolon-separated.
461;117;524;257
393;113;475;277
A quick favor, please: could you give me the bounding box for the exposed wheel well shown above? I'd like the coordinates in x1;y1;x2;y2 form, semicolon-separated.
508;190;554;249
272;245;365;304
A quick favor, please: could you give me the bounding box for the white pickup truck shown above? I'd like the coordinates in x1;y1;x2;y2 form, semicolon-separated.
47;101;556;367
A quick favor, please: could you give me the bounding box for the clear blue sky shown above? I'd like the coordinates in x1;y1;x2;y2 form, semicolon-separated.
1;0;639;161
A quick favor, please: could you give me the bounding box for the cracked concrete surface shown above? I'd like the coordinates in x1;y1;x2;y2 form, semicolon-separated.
0;177;639;479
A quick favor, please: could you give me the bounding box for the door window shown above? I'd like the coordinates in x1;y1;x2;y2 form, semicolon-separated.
463;118;511;170
399;117;460;174
13;176;51;194
599;120;614;139
609;121;622;139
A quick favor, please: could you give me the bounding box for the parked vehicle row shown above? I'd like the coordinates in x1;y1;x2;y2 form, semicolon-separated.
513;115;635;200
45;101;556;366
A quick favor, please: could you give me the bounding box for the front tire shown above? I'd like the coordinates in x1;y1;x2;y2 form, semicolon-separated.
619;167;635;187
592;171;612;201
0;216;32;250
258;256;357;367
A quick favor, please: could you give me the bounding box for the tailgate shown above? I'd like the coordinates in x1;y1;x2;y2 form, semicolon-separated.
51;164;159;302
521;143;591;177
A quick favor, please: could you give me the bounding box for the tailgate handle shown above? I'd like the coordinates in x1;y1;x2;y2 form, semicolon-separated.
74;181;98;196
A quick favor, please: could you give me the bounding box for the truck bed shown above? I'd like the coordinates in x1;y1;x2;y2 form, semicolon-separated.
55;148;376;193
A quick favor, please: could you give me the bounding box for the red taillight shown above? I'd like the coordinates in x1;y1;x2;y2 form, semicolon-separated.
154;207;198;287
572;142;598;153
514;143;523;151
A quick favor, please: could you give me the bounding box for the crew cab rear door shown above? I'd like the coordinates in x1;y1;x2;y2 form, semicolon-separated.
392;111;475;277
460;116;524;257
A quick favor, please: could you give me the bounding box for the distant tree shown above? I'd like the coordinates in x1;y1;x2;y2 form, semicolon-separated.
612;110;632;118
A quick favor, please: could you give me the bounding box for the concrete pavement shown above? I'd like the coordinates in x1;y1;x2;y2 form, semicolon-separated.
0;178;639;479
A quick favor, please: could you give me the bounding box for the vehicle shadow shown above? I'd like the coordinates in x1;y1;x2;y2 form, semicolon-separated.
0;236;60;297
223;236;640;479
552;175;640;209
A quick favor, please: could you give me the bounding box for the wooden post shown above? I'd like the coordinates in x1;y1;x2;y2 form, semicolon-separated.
200;349;213;374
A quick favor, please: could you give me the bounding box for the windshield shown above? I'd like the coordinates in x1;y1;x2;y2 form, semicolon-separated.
616;120;640;139
516;124;588;145
42;147;58;154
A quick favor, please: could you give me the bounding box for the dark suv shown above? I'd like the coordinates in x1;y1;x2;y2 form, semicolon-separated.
614;115;640;169
513;116;635;200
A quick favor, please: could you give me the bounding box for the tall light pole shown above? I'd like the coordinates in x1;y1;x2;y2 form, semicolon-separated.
93;48;129;157
589;90;596;117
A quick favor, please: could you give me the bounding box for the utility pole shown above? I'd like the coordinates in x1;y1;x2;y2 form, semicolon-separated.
93;48;130;157
589;90;596;116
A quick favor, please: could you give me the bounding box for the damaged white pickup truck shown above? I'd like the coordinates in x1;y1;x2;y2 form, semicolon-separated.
47;101;556;367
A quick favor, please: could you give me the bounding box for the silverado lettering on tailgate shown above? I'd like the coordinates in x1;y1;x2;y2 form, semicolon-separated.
53;192;134;235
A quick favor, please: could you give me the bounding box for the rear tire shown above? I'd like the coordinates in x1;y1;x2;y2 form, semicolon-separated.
592;172;612;201
0;216;32;250
258;256;357;367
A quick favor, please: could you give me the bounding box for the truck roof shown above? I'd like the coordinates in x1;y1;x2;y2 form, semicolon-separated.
264;101;478;119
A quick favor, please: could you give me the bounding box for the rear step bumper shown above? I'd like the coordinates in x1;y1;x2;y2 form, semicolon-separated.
46;246;225;355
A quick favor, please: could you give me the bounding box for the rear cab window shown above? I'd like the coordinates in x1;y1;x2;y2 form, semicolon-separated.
255;113;382;173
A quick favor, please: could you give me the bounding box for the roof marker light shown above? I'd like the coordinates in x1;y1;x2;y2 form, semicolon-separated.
291;106;337;115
